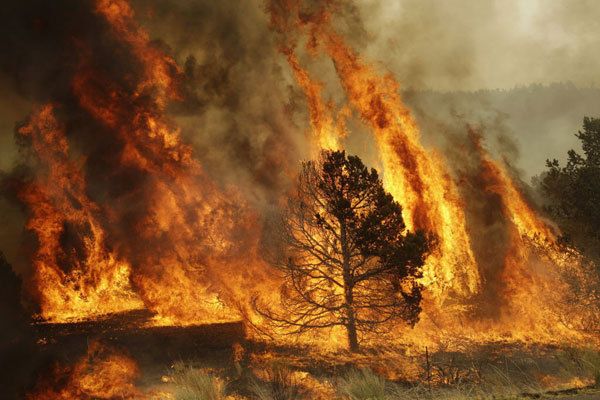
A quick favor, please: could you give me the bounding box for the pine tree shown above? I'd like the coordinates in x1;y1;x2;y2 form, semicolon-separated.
260;150;430;352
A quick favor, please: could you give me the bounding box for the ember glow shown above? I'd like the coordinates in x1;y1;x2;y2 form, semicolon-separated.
3;0;599;356
26;341;143;400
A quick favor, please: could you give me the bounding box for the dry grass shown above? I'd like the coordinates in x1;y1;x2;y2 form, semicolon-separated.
574;348;600;386
330;346;600;400
250;363;304;400
166;345;600;399
336;369;388;400
171;362;228;400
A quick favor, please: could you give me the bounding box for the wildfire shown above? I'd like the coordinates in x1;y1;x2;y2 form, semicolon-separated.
9;0;598;351
17;0;275;326
321;31;481;300
17;104;143;321
268;1;480;302
26;341;144;400
265;0;595;346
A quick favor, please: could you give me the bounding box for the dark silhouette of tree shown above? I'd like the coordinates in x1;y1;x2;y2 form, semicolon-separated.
538;117;600;333
259;150;430;352
0;252;28;344
541;117;600;260
0;252;35;400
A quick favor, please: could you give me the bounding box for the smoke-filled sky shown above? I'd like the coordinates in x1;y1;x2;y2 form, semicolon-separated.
2;0;599;172
358;0;600;90
1;0;600;271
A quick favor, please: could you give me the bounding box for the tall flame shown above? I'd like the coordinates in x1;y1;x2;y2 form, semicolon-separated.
17;104;143;321
18;0;271;325
265;0;595;345
322;32;480;299
268;1;479;299
72;0;277;325
10;0;598;349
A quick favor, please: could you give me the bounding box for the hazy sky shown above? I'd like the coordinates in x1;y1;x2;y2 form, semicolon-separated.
1;0;599;177
356;0;600;90
0;0;598;271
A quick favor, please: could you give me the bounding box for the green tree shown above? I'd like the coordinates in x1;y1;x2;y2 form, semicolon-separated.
541;117;600;260
260;150;429;352
539;117;600;333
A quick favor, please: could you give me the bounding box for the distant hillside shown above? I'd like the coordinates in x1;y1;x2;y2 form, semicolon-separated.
403;83;600;179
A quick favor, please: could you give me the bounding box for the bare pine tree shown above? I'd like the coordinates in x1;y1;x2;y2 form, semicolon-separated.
258;150;430;352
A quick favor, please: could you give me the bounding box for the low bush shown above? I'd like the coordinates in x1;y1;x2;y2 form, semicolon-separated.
172;363;227;400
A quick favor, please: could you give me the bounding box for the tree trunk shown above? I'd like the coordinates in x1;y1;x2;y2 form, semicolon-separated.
340;221;360;352
345;306;359;352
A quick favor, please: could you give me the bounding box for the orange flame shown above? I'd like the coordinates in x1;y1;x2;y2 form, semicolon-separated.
13;0;598;351
20;0;275;326
265;0;596;347
269;1;479;300
321;31;480;300
26;341;143;400
467;131;576;337
17;104;143;321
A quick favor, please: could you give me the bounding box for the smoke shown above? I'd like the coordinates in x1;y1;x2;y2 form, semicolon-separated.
0;0;310;279
3;0;595;228
0;0;595;333
356;0;600;91
127;0;308;205
354;0;600;179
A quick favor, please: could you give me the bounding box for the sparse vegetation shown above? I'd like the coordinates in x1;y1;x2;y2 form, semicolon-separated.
537;117;600;333
336;369;388;400
172;363;227;400
563;347;600;388
250;363;303;400
540;117;600;263
165;345;600;399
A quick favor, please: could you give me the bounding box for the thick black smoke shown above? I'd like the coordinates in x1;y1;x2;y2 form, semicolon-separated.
0;0;307;281
0;0;116;275
129;0;306;204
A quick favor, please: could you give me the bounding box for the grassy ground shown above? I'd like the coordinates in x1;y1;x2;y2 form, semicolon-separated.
140;341;600;399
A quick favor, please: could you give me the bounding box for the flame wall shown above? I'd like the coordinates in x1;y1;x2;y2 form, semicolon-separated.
2;0;279;325
0;0;596;347
265;0;592;344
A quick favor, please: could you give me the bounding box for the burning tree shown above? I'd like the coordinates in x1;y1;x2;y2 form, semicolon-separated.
260;150;430;352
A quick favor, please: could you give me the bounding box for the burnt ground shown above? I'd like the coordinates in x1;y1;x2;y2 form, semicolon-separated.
18;312;600;399
22;310;245;398
34;309;245;364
